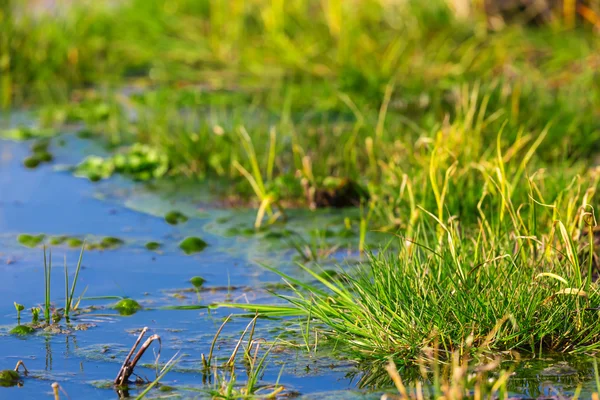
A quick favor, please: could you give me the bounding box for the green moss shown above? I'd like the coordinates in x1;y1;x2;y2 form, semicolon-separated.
165;210;188;225
189;276;206;288
159;385;176;392
114;299;142;316
145;241;161;250
100;237;124;249
10;325;35;335
179;237;208;255
17;234;45;248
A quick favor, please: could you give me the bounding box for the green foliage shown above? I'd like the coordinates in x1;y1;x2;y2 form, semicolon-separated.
75;144;169;182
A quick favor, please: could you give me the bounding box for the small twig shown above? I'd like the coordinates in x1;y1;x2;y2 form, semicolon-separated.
128;334;161;373
114;327;161;386
15;360;28;376
227;314;259;366
115;327;148;385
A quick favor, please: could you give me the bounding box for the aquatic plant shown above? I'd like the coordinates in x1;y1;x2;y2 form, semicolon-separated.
0;361;28;387
189;276;206;288
164;210;188;225
145;241;161;251
43;247;52;323
13;302;24;323
75;144;169;182
64;246;85;318
200;315;286;398
179;237;208;255
220;131;600;362
114;298;142;316
17;234;45;248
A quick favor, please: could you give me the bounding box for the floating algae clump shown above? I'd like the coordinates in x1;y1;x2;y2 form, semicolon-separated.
179;237;207;254
66;237;84;247
114;299;142;315
165;210;188;225
23;156;41;169
17;234;45;248
189;276;206;288
100;237;124;249
145;241;161;250
10;325;35;336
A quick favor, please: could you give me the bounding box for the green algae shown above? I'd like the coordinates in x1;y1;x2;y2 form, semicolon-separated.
145;241;161;251
99;237;124;249
189;276;206;288
0;369;20;387
23;156;41;169
49;235;67;245
179;237;208;254
67;237;84;247
164;210;188;225
17;234;45;248
9;325;35;336
114;299;142;315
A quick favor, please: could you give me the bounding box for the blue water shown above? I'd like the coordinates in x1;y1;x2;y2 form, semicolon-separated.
0;136;359;399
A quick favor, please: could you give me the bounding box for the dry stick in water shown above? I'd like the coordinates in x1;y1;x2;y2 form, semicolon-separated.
114;327;162;386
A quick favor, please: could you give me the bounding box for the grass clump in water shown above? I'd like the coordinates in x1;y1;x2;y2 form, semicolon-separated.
179;237;208;255
222;131;600;363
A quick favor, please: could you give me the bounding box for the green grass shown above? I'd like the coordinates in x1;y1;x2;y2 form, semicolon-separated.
219;132;600;362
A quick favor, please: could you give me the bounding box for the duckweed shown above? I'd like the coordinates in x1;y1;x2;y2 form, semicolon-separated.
179;237;208;255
